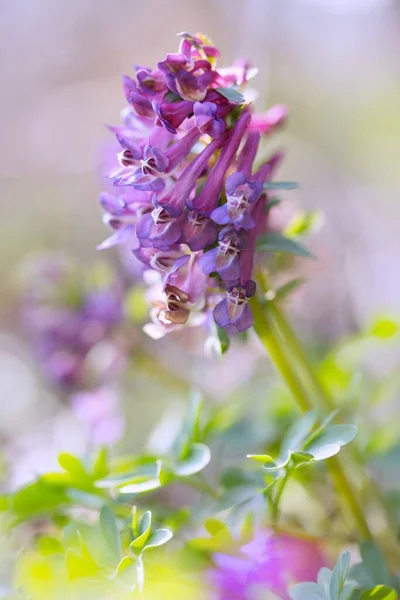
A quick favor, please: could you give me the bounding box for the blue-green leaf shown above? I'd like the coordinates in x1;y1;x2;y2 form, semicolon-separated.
290;582;325;600
330;551;351;600
95;463;159;489
119;477;161;494
265;198;282;212
305;424;358;461
257;232;313;258
143;528;173;550
130;511;152;551
215;86;245;103
263;181;298;190
175;443;211;477
281;412;319;456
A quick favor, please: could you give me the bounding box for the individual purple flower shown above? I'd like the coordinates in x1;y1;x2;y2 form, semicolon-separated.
136;195;183;250
122;75;154;118
213;280;256;333
97;190;150;250
200;226;243;281
135;67;167;96
211;172;262;230
181;210;217;251
210;530;326;600
194;101;225;139
154;98;194;134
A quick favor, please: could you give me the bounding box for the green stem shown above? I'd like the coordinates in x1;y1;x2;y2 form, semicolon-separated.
250;296;312;413
271;469;291;525
267;301;335;411
250;290;372;540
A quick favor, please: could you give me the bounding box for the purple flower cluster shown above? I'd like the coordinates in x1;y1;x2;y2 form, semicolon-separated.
20;256;125;445
210;530;325;600
99;32;287;338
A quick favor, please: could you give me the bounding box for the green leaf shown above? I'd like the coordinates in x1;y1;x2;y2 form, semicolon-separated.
65;548;98;580
284;209;321;237
92;447;108;480
281;411;319;456
305;424;358;461
204;518;227;537
100;506;121;560
115;556;136;591
164;91;182;103
119;461;162;494
289;582;324;600
138;511;152;536
246;454;275;464
10;480;69;522
130;510;152;553
265;198;282;212
175;443;211;477
0;495;9;511
274;278;306;302
360;586;397;600
95;462;159;489
115;555;135;576
215;86;245;103
119;477;161;494
58;453;87;479
330;551;351;600
263;181;298;190
66;488;105;509
216;326;230;354
291;451;314;466
257;232;314;259
36;535;63;557
370;317;399;339
263;450;292;472
360;542;392;587
143;528;173;550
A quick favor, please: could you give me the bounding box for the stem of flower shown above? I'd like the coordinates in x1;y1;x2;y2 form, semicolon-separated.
251;281;373;540
271;469;291;526
250;296;312;413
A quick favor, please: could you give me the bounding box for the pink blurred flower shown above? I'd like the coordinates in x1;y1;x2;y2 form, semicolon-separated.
210;530;325;600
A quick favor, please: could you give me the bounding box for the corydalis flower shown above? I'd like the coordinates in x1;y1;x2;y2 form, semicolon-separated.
210;531;325;600
98;32;288;338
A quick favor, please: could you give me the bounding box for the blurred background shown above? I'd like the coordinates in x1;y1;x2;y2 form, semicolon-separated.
1;0;400;486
